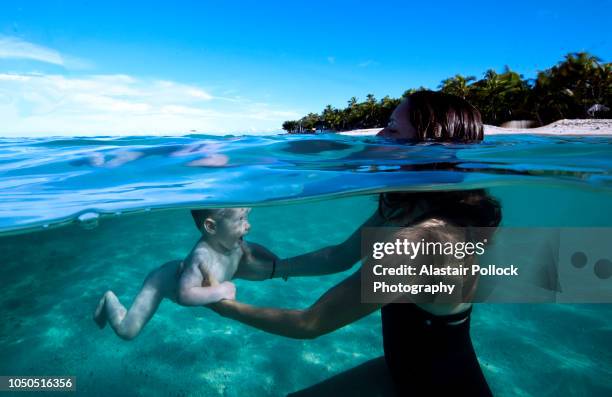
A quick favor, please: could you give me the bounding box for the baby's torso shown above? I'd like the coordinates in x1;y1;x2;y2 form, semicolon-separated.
203;246;243;282
183;241;243;284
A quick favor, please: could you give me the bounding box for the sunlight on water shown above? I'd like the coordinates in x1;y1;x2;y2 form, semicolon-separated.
1;134;611;234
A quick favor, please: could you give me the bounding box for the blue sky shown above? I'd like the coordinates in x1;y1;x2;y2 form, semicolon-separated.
0;0;610;136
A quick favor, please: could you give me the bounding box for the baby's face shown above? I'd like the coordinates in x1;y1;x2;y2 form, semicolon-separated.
213;208;251;249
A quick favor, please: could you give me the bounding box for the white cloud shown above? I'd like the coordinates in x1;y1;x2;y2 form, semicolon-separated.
0;73;300;136
0;36;91;69
0;37;298;135
0;36;64;65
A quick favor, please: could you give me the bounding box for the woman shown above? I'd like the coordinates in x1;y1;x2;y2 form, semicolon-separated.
212;91;502;396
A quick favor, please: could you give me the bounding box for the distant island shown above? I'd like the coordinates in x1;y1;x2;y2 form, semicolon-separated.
282;52;612;134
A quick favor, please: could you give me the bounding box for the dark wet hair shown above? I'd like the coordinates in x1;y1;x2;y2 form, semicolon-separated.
379;93;495;227
407;91;483;142
378;189;502;228
190;209;227;231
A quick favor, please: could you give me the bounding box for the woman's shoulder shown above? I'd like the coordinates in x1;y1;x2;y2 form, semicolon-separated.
413;217;449;228
404;217;465;242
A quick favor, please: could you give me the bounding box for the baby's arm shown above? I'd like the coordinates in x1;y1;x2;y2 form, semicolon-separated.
177;254;235;306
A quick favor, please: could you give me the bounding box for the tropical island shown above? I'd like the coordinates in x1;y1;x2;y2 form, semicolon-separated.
282;52;611;134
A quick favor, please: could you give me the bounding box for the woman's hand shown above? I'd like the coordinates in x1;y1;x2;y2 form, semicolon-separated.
234;241;279;280
205;274;236;301
217;281;236;301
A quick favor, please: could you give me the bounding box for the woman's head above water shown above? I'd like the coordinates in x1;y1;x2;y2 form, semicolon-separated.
377;91;483;142
376;91;499;228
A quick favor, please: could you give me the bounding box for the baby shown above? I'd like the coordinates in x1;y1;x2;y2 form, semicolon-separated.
93;207;275;340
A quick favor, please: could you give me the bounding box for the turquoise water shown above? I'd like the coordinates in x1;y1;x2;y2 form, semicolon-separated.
0;134;611;396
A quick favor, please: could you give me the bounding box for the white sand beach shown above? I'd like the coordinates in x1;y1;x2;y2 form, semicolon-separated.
338;119;612;136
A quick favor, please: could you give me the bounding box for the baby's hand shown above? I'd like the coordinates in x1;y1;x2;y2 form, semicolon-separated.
218;281;236;301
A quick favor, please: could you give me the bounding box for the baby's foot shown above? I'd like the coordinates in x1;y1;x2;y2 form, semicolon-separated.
93;293;108;329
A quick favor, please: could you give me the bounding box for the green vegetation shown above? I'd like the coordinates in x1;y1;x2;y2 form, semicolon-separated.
282;52;612;133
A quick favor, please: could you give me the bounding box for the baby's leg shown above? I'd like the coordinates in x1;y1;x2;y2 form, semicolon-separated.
93;290;126;330
94;276;165;340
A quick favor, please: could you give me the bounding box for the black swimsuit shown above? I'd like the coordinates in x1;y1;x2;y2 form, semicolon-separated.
381;303;493;396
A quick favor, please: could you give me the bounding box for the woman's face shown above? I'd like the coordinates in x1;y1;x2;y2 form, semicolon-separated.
377;99;418;140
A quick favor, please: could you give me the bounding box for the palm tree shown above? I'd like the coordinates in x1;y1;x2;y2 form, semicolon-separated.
300;113;321;133
281;52;610;130
469;69;501;124
378;95;400;126
495;67;531;122
532;52;609;123
439;74;475;99
363;94;378;127
322;105;338;131
282;120;299;133
401;87;428;98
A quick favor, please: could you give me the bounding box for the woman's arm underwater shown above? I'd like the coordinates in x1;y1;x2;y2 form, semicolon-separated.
209;226;453;339
235;211;386;281
276;212;386;278
210;269;385;339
